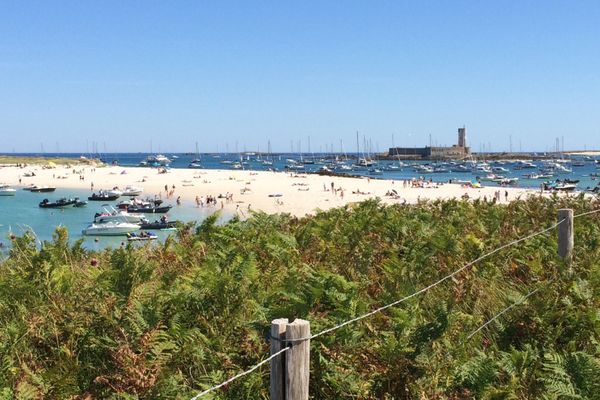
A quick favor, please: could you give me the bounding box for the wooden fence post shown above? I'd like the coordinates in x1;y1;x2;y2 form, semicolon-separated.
286;319;310;400
270;318;289;400
558;208;574;262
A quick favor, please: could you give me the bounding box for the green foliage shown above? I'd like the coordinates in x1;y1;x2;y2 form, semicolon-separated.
0;195;599;398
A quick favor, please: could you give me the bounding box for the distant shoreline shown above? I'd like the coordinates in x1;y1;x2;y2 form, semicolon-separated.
0;155;102;166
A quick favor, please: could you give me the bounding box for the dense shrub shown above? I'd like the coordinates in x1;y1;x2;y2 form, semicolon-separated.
1;195;599;399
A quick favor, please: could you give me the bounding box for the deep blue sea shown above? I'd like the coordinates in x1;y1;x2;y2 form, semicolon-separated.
1;152;599;254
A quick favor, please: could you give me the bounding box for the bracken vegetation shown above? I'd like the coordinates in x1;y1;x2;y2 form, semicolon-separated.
1;194;599;399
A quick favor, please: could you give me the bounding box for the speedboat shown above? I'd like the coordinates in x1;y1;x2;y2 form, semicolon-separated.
514;161;537;169
450;165;470;173
414;165;434;173
188;162;203;169
39;198;78;208
29;186;56;193
284;163;304;171
140;220;178;230
127;231;158;241
492;166;509;173
479;173;502;182
82;221;141;236
116;197;162;210
89;191;120;201
140;154;171;167
127;204;172;214
105;188;123;197
472;165;492;174
74;200;88;207
0;184;16;196
122;186;143;196
543;182;577;192
94;208;149;224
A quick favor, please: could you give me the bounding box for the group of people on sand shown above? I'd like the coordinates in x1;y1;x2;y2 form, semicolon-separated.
493;189;509;202
322;182;345;198
401;178;436;188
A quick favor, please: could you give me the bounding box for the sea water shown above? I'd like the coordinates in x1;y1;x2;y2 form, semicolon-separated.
0;187;230;252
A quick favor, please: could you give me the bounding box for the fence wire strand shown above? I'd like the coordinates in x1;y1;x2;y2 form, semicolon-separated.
303;219;564;341
466;281;552;340
190;219;564;398
190;347;289;400
574;208;600;218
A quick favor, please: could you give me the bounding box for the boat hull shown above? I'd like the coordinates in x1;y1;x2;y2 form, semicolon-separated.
0;189;16;196
82;223;140;236
139;221;177;230
30;187;56;193
127;205;172;213
88;194;120;201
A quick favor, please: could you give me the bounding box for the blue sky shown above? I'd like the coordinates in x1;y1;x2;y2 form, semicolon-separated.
1;1;599;153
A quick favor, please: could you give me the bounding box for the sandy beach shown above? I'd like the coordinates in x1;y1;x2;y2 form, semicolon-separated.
0;164;549;218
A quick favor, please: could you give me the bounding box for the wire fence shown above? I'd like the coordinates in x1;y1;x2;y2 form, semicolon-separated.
465;281;550;341
190;214;581;398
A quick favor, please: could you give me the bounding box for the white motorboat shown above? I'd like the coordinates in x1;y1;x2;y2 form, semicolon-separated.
0;184;16;196
472;165;492;174
106;188;123;197
140;154;171;167
479;173;503;182
492;166;509;173
82;221;140;236
122;185;143;196
94;207;148;224
450;165;470;172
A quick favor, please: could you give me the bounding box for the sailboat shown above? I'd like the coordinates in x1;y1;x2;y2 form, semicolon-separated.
355;132;373;168
262;140;274;166
188;142;202;168
303;137;315;164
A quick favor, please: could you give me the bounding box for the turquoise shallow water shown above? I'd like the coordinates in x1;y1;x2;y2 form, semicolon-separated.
0;187;230;252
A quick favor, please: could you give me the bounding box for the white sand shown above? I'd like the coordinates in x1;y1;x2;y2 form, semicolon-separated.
0;165;543;217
